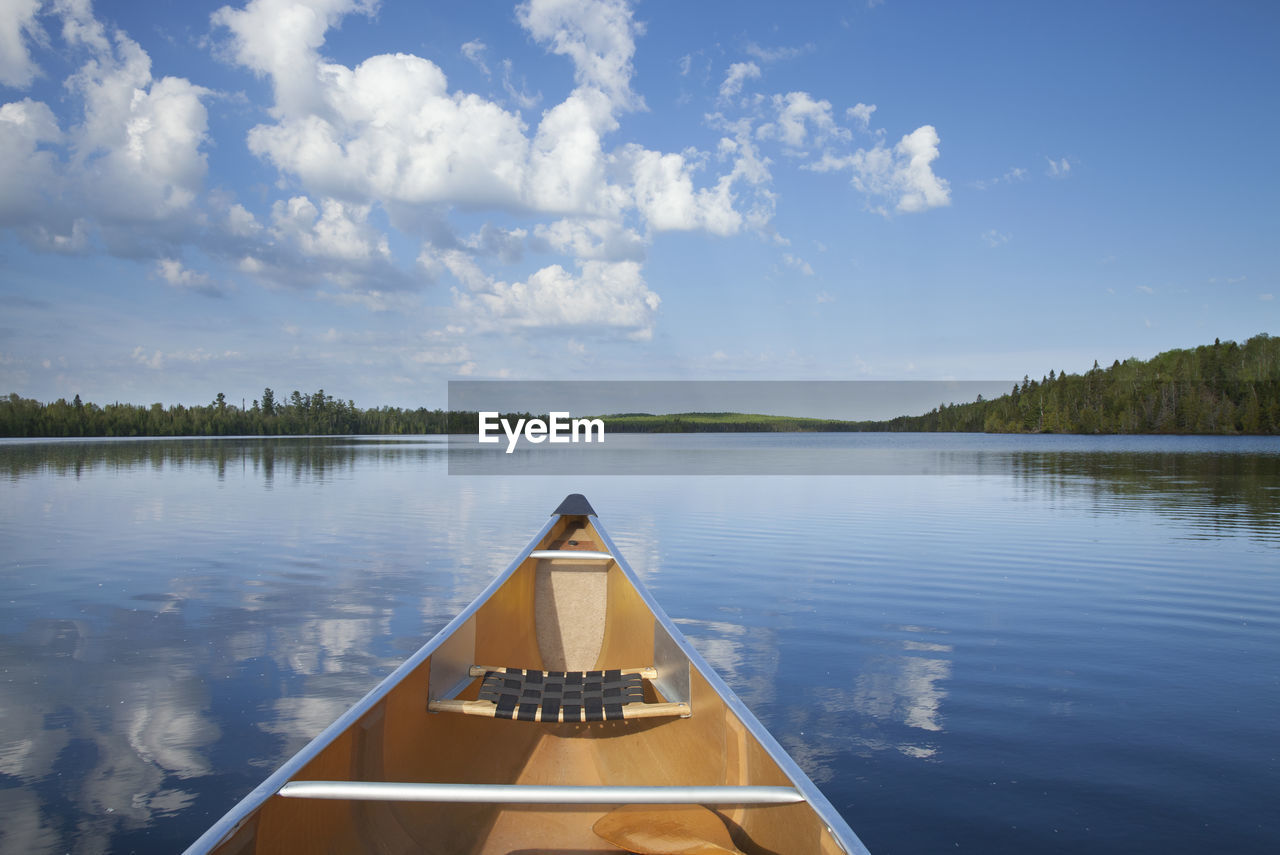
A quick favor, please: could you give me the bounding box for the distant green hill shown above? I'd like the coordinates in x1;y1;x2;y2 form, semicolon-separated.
594;411;864;432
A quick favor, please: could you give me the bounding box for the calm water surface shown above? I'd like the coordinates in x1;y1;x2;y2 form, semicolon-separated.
1;434;1278;854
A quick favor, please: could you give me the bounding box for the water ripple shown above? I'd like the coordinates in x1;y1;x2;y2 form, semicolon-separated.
1;437;1277;854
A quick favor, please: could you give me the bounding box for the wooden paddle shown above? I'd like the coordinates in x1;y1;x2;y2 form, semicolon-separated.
592;804;746;855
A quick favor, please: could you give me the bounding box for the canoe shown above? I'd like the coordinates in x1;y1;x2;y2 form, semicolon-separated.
185;494;870;855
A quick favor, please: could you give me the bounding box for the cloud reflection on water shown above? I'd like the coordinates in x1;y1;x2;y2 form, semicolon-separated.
2;436;1277;853
0;613;215;850
852;629;953;736
773;625;954;786
0;566;413;851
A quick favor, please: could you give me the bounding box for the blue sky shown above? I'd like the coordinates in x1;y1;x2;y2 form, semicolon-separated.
1;0;1276;409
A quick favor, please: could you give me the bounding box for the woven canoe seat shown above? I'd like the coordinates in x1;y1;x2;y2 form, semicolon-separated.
429;666;689;722
482;668;643;722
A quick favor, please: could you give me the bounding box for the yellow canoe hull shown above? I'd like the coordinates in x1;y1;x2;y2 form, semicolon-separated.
186;495;868;855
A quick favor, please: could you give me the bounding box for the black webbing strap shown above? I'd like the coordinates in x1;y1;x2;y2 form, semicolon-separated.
477;668;645;722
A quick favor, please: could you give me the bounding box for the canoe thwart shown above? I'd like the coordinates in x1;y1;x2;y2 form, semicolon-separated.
529;549;615;561
277;781;804;805
431;666;690;721
468;664;658;680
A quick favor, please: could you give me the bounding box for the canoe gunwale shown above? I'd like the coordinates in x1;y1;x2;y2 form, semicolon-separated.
588;512;871;855
181;513;563;855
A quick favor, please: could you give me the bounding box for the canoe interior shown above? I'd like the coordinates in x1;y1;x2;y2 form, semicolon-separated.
206;512;851;855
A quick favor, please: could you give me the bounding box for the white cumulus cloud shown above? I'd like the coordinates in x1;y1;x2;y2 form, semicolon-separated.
0;3;212;252
884;125;950;212
809;124;950;214
155;258;212;289
516;0;643;112
75;68;212;219
524;86;620;214
847;102;877;129
618;144;741;235
226;203;261;237
210;0;376;117
452;258;660;339
533;217;645;261
270;195;389;262
719;61;761;100
221;6;741;242
0;0;44;88
758;91;849;150
203;0;757;334
2;0;958;359
0;99;63;226
245;51;533;207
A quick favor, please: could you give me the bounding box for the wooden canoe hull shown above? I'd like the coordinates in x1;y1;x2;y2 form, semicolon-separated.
186;496;869;855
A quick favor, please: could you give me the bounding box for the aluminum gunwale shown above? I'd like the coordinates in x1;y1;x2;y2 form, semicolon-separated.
180;513;562;855
588;512;871;855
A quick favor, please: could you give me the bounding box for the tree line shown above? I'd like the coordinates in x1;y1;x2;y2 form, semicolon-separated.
869;333;1280;434
0;388;494;437
3;334;1277;437
589;334;1280;435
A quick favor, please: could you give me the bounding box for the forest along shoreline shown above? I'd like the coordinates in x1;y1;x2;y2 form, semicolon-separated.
3;334;1278;437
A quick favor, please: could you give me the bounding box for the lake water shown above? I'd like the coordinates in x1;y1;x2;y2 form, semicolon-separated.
1;434;1278;854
